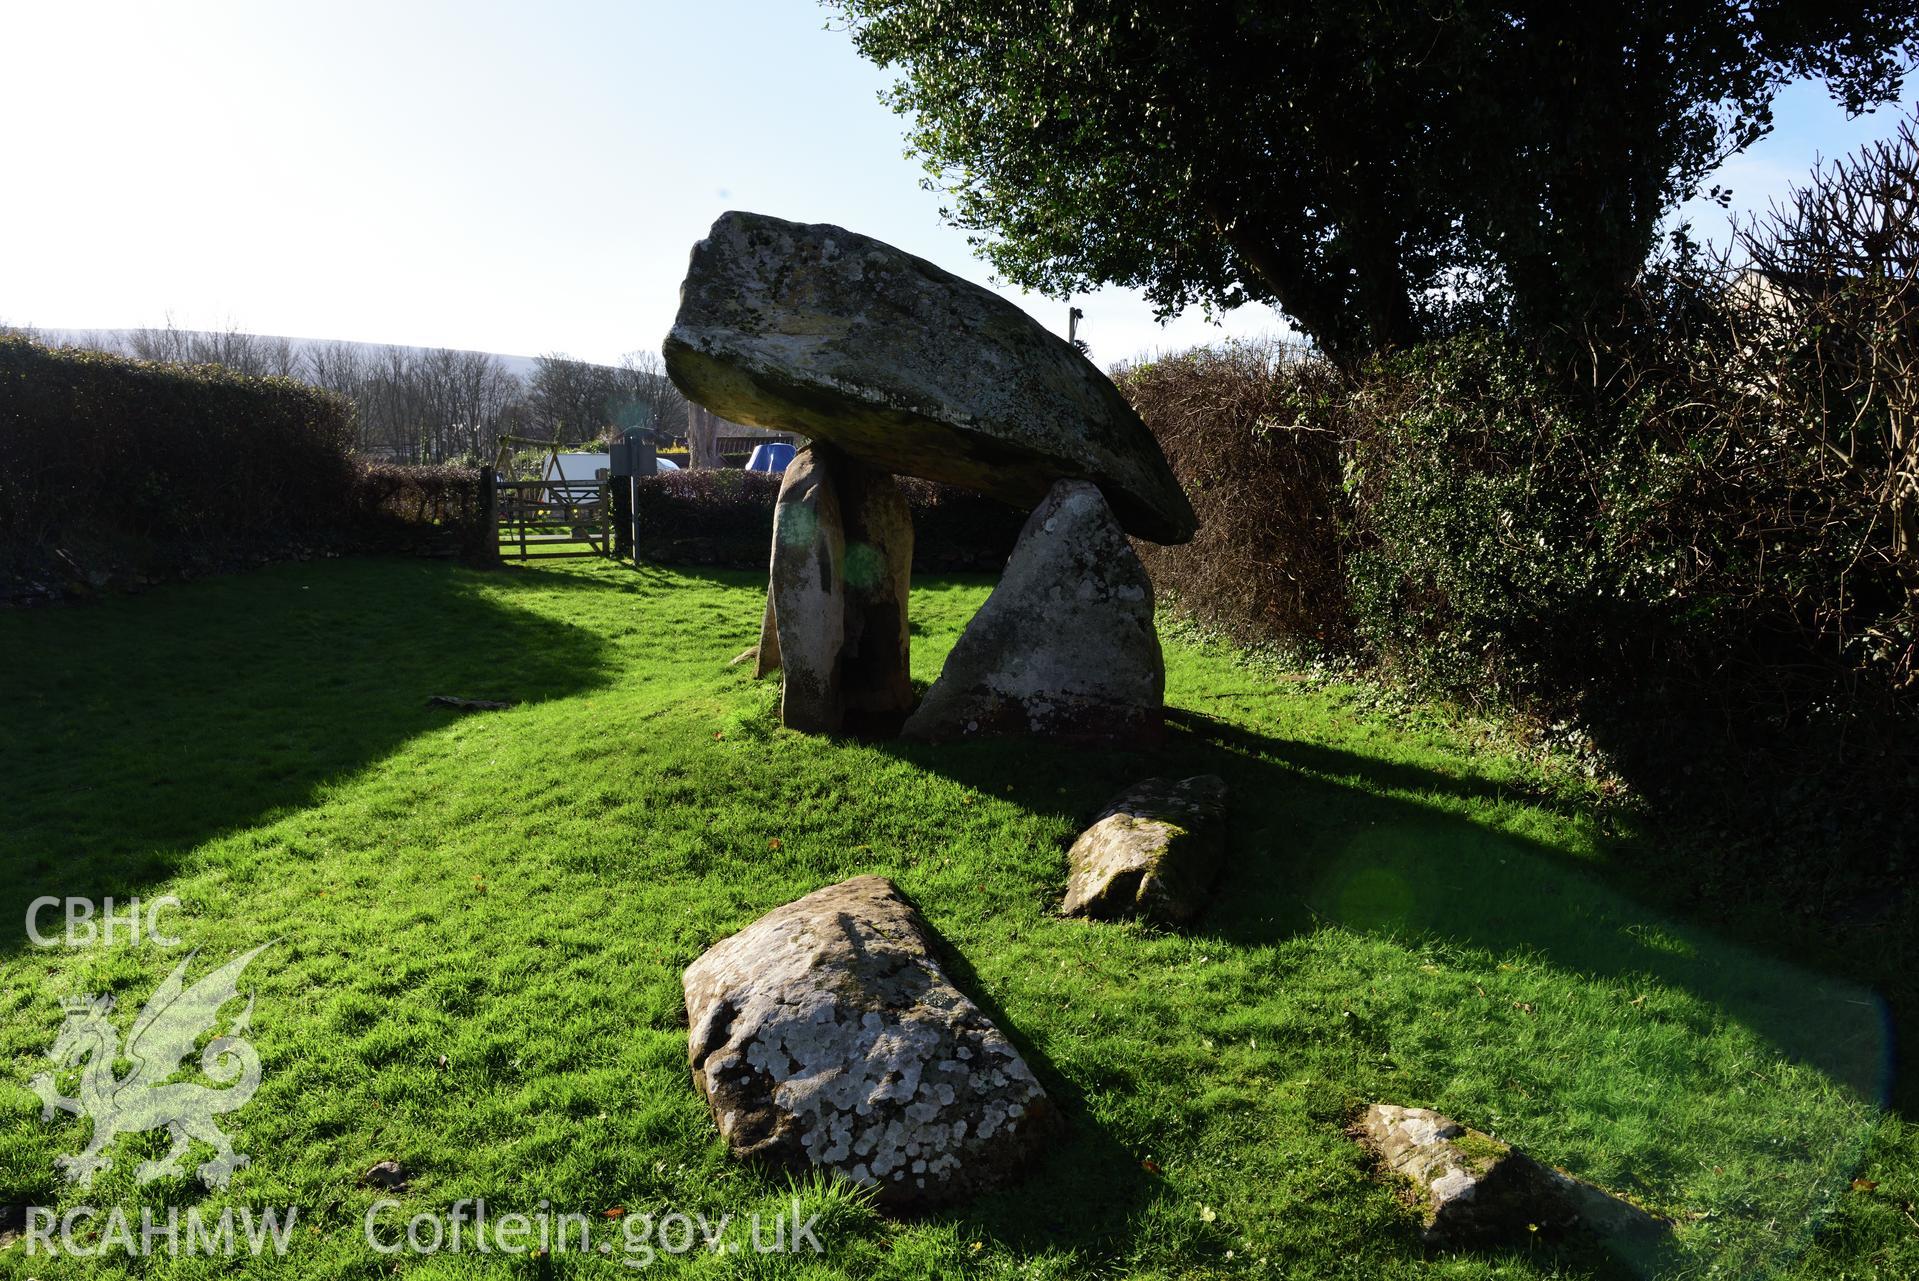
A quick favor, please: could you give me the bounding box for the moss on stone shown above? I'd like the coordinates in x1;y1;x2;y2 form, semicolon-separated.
1449;1130;1511;1174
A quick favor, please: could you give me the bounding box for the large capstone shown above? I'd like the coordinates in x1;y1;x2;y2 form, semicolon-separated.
764;445;914;734
663;210;1197;545
903;480;1163;745
682;876;1053;1209
1061;775;1228;925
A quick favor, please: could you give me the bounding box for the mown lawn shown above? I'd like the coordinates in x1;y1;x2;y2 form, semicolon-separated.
0;555;1911;1279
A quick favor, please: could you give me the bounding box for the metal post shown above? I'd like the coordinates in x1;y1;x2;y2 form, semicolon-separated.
609;426;655;566
474;466;500;565
611;478;632;559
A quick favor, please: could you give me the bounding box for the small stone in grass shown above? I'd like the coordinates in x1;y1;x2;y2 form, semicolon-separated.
427;695;516;713
361;1160;409;1191
1061;775;1227;925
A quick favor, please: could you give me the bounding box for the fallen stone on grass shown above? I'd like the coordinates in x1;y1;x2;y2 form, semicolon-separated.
682;876;1053;1209
360;1160;409;1191
902;480;1163;746
1354;1104;1670;1254
663;210;1196;544
1061;775;1227;925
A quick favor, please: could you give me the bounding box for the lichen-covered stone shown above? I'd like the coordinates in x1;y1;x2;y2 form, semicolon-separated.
1061;775;1227;925
1355;1104;1670;1256
682;877;1053;1209
663;210;1196;545
768;447;844;732
902;480;1163;745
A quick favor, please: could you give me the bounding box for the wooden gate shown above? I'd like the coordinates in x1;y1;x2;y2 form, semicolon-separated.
495;477;610;560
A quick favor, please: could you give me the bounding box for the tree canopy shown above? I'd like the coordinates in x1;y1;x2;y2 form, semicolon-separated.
830;1;1919;367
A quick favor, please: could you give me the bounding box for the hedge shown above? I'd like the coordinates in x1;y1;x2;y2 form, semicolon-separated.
1;336;357;545
1114;341;1349;649
0;337;491;598
1117;325;1916;703
632;467;1025;573
350;461;477;525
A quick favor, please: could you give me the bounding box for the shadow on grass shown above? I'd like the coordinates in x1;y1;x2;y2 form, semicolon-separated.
1574;681;1919;1107
875;706;1893;1089
0;558;616;958
914;902;1164;1257
866;706;1895;1275
890;707;1893;1105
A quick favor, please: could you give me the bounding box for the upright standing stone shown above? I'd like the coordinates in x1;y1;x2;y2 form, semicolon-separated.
903;480;1163;745
763;444;914;734
752;591;780;678
682;877;1054;1209
836;460;914;736
770;447;844;733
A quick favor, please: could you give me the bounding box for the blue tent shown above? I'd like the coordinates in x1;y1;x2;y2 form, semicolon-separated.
744;442;798;474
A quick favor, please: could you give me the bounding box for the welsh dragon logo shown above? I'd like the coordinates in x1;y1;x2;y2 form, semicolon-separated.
29;945;269;1188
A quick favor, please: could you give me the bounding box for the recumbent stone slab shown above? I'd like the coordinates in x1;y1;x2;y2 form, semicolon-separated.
902;479;1163;745
1355;1104;1670;1256
663;210;1197;544
1061;775;1227;925
682;876;1053;1209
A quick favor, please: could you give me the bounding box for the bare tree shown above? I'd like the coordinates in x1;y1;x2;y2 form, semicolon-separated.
423;346;519;462
65;329;128;356
612;350;687;442
305;340;525;462
1739;109;1919;607
303;340;370;404
124;318;299;377
124;317;195;365
528;353;624;446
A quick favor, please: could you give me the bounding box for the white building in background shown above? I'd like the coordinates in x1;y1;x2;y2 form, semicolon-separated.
548;452;611;483
545;451;678;483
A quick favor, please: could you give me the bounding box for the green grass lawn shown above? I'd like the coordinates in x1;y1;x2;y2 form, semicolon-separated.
0;556;1912;1279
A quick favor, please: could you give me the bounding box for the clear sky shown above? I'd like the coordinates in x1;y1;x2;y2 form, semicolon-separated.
2;1;1913;366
